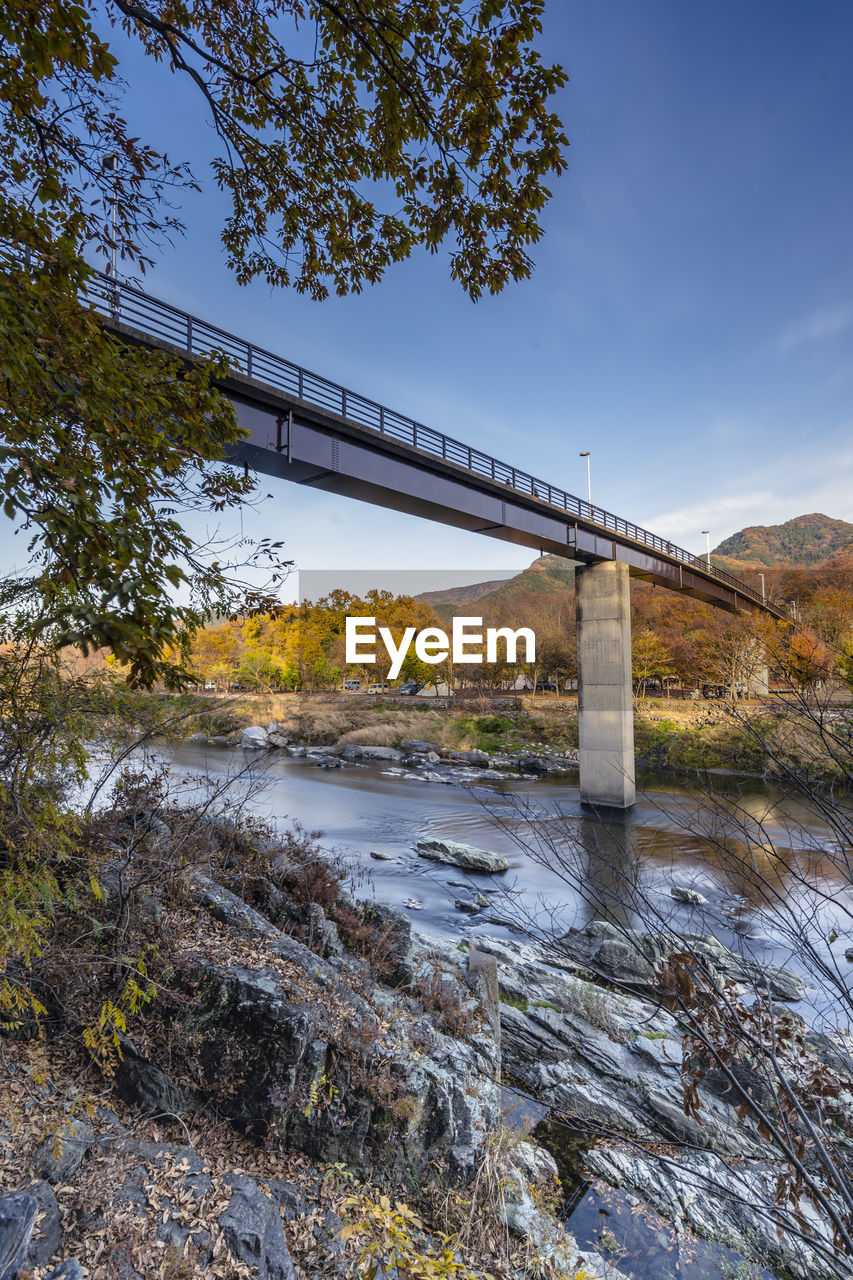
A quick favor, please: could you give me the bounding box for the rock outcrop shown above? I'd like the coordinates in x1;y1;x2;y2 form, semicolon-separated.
416;838;509;873
472;931;843;1280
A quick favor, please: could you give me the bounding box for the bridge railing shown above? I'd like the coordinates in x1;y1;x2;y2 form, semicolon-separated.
79;270;775;613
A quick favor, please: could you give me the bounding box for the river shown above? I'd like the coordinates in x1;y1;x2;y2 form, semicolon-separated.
161;742;848;1280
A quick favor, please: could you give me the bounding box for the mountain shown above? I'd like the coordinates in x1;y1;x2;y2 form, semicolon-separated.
418;554;575;621
712;514;853;569
418;514;853;621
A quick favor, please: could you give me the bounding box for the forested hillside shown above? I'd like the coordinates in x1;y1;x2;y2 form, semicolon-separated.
712;513;853;568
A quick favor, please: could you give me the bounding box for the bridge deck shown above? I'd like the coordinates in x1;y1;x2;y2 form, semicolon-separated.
86;273;786;620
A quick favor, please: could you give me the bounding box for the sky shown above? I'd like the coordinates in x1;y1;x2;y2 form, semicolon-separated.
28;2;853;590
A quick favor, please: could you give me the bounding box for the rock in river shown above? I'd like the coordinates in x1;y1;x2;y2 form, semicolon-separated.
416;838;508;873
670;884;708;906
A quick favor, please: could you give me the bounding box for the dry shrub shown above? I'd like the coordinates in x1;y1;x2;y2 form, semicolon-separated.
331;904;399;982
426;1125;543;1276
415;967;476;1040
336;724;401;746
269;826;345;910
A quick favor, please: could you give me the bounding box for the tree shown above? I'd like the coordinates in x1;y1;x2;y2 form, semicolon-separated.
631;628;672;697
1;1;567;682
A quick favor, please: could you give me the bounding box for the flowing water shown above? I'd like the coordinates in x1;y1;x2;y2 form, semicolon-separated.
160;743;849;1280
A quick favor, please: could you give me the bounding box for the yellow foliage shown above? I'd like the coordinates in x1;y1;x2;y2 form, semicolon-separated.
342;1192;492;1280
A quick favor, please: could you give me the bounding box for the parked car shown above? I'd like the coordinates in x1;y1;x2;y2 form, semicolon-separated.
367;682;389;695
341;678;362;692
398;681;421;695
535;679;557;692
203;681;216;691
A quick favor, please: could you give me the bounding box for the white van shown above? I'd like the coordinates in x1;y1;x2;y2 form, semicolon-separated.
341;678;361;692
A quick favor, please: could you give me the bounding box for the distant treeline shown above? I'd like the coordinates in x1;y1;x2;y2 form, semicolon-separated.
184;561;853;695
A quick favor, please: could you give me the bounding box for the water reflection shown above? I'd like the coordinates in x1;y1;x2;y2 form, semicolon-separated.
161;743;852;1016
574;816;638;931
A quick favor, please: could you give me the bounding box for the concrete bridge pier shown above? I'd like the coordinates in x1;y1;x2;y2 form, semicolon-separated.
575;560;636;809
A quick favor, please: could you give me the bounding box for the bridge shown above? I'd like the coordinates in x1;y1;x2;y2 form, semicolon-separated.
87;271;785;809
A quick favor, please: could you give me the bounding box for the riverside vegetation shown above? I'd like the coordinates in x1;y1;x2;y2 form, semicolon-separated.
176;687;850;784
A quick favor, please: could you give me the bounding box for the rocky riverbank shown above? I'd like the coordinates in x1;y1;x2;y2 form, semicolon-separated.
195;721;580;787
174;691;853;784
471;928;850;1280
0;813;622;1280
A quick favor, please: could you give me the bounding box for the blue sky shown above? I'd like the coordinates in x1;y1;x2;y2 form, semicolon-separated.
59;3;853;585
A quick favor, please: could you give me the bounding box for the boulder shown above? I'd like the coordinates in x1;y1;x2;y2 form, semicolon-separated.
113;1142;296;1278
341;745;403;763
114;1038;197;1116
584;1144;833;1280
0;1191;81;1280
23;1181;63;1270
670;885;708;906
558;921;804;1002
241;726;270;749
219;1174;297;1280
400;740;441;753
416;839;508;874
516;755;549;775
34;1118;94;1184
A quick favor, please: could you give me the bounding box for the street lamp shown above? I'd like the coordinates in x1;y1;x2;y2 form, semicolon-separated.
579;451;591;511
702;530;711;569
759;572;765;602
103;152;118;281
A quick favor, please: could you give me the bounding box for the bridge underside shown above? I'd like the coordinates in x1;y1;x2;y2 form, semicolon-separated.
229;390;747;614
101;317;778;811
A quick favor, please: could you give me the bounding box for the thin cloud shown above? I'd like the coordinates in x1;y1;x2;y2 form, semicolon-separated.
777;302;853;353
643;492;776;547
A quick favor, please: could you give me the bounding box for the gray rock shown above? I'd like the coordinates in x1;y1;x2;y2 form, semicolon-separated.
219;1174;297;1280
670;885;708;906
516;754;549;775
34;1118;95;1184
416;839;508;874
114;1039;197;1115
0;1191;83;1280
448;749;489;763
362;900;414;986
241;725;270;749
370;849;396;860
268;732;293;748
400;740;441;753
558;920;804;1002
584;1144;833;1280
454;899;482;914
24;1181;63;1269
472;933;780;1161
266;1180;308;1220
341;744;403;762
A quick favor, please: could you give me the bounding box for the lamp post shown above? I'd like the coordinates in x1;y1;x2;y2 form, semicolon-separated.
702;530;711;569
103;152;118;281
759;572;765;602
579;451;591;512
